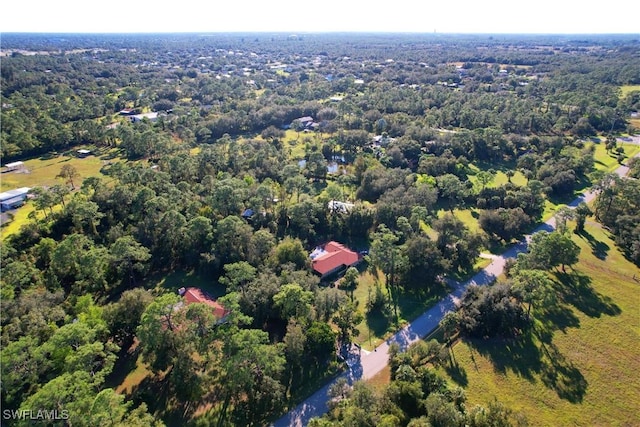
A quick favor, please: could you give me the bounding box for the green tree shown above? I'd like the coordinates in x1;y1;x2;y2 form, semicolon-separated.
270;237;310;271
437;174;466;211
574;202;592;233
511;269;555;320
332;301;364;345
88;389;164;427
476;170;495;190
50;234;109;294
109;236;151;285
273;283;314;321
19;371;96;425
104;288;154;347
50;183;70;208
220;261;257;295
56;164;80;189
283;319;307;385
29;186;55;219
1;336;48;407
306;321;337;369
340;266;360;300
525;231;581;272
554;207;574;235
439;311;460;345
218;329;286;426
402;234;447;294
369;224;405;322
66;195;104;235
136;293;182;372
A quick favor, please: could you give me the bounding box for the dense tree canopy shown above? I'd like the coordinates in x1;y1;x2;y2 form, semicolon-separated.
1;32;638;426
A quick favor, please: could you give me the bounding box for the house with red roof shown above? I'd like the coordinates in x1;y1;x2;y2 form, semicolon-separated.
178;287;230;322
311;241;361;279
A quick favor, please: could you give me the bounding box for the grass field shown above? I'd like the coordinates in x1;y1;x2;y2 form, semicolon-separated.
620;85;640;97
429;222;640;426
1;151;122;240
591;142;640;173
0;153;107;191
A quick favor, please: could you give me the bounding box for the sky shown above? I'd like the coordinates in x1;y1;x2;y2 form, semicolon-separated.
2;0;639;34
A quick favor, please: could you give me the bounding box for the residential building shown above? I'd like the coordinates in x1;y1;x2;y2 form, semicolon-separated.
311;241;361;279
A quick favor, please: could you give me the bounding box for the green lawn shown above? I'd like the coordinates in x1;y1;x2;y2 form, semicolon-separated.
620;85;640;97
467;168;528;188
1;150;122;241
436;208;481;232
1;154;104;191
435;222;640;426
350;268;449;351
591;142;640;173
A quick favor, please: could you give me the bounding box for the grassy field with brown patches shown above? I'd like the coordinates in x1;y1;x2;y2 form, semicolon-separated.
433;222;640;426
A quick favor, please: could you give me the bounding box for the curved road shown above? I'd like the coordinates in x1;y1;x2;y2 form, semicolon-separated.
272;143;640;427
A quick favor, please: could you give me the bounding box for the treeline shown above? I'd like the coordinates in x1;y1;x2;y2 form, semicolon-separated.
593;170;640;265
2;33;639;160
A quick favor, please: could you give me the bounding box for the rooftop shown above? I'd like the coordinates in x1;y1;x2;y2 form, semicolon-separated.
311;241;360;276
178;287;229;320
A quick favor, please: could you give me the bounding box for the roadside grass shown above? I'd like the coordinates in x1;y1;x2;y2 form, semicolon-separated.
591;142;640;173
433;222;640;426
351;268;453;351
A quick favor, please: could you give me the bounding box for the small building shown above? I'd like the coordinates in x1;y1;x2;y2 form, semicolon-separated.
328;200;355;214
129;112;159;123
0;187;31;211
178;287;230;321
293;116;316;130
3;161;25;172
241;208;255;219
77;149;92;158
311;241;361;279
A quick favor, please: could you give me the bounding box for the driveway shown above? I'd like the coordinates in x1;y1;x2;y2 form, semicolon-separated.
271;150;640;427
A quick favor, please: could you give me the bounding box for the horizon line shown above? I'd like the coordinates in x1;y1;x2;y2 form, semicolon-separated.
2;30;639;36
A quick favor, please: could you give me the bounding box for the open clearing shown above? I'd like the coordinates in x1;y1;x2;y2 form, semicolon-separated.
430;222;640;426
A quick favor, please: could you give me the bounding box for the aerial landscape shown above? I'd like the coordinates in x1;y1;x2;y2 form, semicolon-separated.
1;7;639;427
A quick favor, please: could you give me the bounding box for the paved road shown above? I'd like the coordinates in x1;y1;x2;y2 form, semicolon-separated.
272;146;640;427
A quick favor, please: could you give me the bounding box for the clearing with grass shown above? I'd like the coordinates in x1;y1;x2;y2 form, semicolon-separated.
432;222;640;426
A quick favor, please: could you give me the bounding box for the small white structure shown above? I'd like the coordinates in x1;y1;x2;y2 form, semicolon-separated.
3;161;24;172
328;200;355;214
129;112;159;123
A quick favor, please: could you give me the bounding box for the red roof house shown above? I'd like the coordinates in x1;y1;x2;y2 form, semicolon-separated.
311;241;360;279
179;287;230;320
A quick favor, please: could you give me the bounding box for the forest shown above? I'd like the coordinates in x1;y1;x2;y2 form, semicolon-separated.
1;32;639;426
